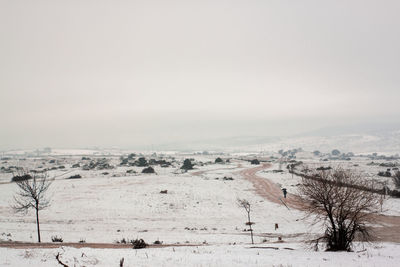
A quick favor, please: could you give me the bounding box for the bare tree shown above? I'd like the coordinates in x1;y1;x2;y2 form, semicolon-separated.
237;198;254;244
298;167;381;251
12;171;52;243
393;171;400;188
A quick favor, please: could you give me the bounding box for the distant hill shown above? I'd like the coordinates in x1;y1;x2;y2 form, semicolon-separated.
153;123;400;154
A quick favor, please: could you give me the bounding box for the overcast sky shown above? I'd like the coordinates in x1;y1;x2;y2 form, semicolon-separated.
1;0;399;150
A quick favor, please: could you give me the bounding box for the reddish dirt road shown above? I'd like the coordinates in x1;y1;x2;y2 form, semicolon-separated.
240;163;400;242
0;241;202;249
0;242;133;249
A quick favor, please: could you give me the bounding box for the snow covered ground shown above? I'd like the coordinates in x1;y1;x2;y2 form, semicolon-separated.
0;150;399;266
1;242;400;267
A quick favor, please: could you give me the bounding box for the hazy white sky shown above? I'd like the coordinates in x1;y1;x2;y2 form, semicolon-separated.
1;0;399;150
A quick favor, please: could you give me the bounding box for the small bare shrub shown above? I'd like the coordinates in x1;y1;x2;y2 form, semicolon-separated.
67;174;81;179
51;235;63;243
153;239;163;244
132;239;147;249
116;238;147;249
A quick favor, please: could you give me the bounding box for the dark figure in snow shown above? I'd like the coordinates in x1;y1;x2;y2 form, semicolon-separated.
282;188;287;198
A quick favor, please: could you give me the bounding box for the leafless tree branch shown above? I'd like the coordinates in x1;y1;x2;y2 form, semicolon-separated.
237;198;254;244
12;170;53;243
298;167;381;251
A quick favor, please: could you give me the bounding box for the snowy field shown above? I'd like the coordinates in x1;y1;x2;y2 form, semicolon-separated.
1;242;399;267
0;149;399;266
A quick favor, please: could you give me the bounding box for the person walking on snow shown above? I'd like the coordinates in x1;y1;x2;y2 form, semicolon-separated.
282;188;287;198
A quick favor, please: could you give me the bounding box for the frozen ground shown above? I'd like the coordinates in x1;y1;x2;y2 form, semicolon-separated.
0;150;399;266
0;159;307;244
1;242;400;267
257;160;400;217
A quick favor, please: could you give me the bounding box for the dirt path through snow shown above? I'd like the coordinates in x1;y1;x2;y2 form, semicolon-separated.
240;163;400;242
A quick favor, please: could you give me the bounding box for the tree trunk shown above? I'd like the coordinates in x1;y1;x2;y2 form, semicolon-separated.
247;212;254;244
36;208;41;243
